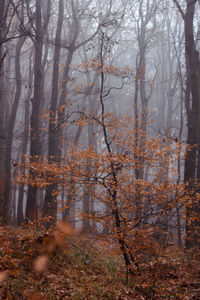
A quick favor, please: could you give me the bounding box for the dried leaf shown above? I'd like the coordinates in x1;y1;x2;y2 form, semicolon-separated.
54;231;65;247
27;292;46;300
0;270;9;284
41;235;56;254
57;221;73;235
33;255;48;272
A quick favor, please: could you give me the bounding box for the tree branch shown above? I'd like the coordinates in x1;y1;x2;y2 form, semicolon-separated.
172;0;185;20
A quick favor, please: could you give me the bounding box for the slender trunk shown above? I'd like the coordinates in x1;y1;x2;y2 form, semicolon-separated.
17;52;33;225
44;45;76;222
134;57;140;180
176;79;184;248
3;37;26;223
88;101;97;231
184;0;200;182
184;0;200;248
134;59;143;222
26;0;43;220
0;0;6;218
99;36;133;273
43;0;64;220
62;124;83;221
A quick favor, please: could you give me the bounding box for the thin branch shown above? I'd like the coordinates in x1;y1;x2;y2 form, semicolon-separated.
172;0;185;20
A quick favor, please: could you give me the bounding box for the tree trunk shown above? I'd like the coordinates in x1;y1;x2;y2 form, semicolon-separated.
43;0;64;221
26;0;43;220
17;52;33;225
0;0;6;218
3;36;26;223
184;0;200;248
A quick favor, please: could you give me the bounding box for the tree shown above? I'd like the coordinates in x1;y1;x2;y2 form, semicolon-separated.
0;0;23;219
42;0;112;222
2;34;28;222
42;0;64;222
26;0;51;220
17;50;33;225
17;41;187;277
172;0;200;248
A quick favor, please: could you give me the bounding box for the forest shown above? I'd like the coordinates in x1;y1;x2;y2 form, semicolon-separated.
0;0;200;299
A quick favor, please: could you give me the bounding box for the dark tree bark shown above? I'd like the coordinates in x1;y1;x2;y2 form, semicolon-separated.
26;0;45;220
2;35;27;223
0;0;6;69
43;0;64;221
173;0;200;248
43;0;100;221
184;0;200;248
0;0;6;218
25;0;51;220
43;0;80;222
184;1;200;183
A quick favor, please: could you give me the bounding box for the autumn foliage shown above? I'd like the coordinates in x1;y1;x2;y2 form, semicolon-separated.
15;111;200;276
1;221;200;299
11;43;200;293
10;47;200;298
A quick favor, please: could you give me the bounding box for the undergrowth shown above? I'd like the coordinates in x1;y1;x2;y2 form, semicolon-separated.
0;223;200;299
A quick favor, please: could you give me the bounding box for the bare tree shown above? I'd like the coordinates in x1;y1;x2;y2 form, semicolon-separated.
172;0;200;248
26;0;51;220
43;0;102;222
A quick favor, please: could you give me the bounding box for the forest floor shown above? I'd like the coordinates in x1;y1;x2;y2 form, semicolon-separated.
0;223;200;299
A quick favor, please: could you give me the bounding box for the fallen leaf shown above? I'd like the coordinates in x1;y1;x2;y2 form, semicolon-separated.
57;221;73;235
33;255;48;272
27;292;46;300
0;270;9;284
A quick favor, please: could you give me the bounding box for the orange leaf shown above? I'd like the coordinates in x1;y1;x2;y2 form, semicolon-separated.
33;255;48;273
57;221;73;235
0;270;9;284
